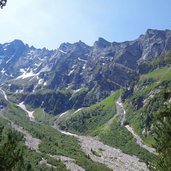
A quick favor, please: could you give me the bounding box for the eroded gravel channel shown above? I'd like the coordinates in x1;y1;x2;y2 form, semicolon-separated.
55;119;149;171
79;136;148;171
116;97;157;154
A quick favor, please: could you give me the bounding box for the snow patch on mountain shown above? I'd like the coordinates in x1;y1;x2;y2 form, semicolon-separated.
6;58;12;64
82;64;86;70
43;82;47;86
1;68;6;74
16;69;38;80
38;78;44;85
68;69;75;76
73;88;82;93
59;49;67;54
78;57;87;63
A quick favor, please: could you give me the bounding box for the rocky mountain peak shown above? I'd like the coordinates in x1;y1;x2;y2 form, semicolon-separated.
146;29;164;35
143;29;168;42
1;39;27;59
2;39;25;50
137;29;171;60
58;42;72;52
72;40;90;49
11;39;25;46
58;41;90;59
94;37;111;48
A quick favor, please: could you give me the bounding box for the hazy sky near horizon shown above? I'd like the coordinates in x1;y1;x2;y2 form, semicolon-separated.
0;0;171;49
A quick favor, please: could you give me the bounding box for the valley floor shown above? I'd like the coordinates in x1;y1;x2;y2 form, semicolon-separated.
0;88;150;171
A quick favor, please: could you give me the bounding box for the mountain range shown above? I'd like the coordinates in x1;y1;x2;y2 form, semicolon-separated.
1;28;171;170
0;29;171;115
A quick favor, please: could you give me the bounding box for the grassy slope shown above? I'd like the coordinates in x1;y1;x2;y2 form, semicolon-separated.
59;90;122;135
33;108;53;124
141;66;171;81
3;101;111;171
98;116;154;162
124;64;171;146
59;90;155;162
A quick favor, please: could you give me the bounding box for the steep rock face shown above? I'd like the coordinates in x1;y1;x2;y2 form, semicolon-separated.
1;29;171;114
0;40;54;82
21;88;94;115
138;29;171;61
0;40;28;80
48;41;91;90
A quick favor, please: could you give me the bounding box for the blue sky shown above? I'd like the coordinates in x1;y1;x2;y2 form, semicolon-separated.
0;0;171;49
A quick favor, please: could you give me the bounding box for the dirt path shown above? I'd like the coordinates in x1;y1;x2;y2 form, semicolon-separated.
116;98;157;154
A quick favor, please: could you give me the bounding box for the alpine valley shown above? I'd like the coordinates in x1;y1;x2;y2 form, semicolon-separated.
0;29;171;171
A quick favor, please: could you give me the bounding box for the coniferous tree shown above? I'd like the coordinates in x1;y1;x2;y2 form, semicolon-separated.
152;92;171;170
0;126;25;171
